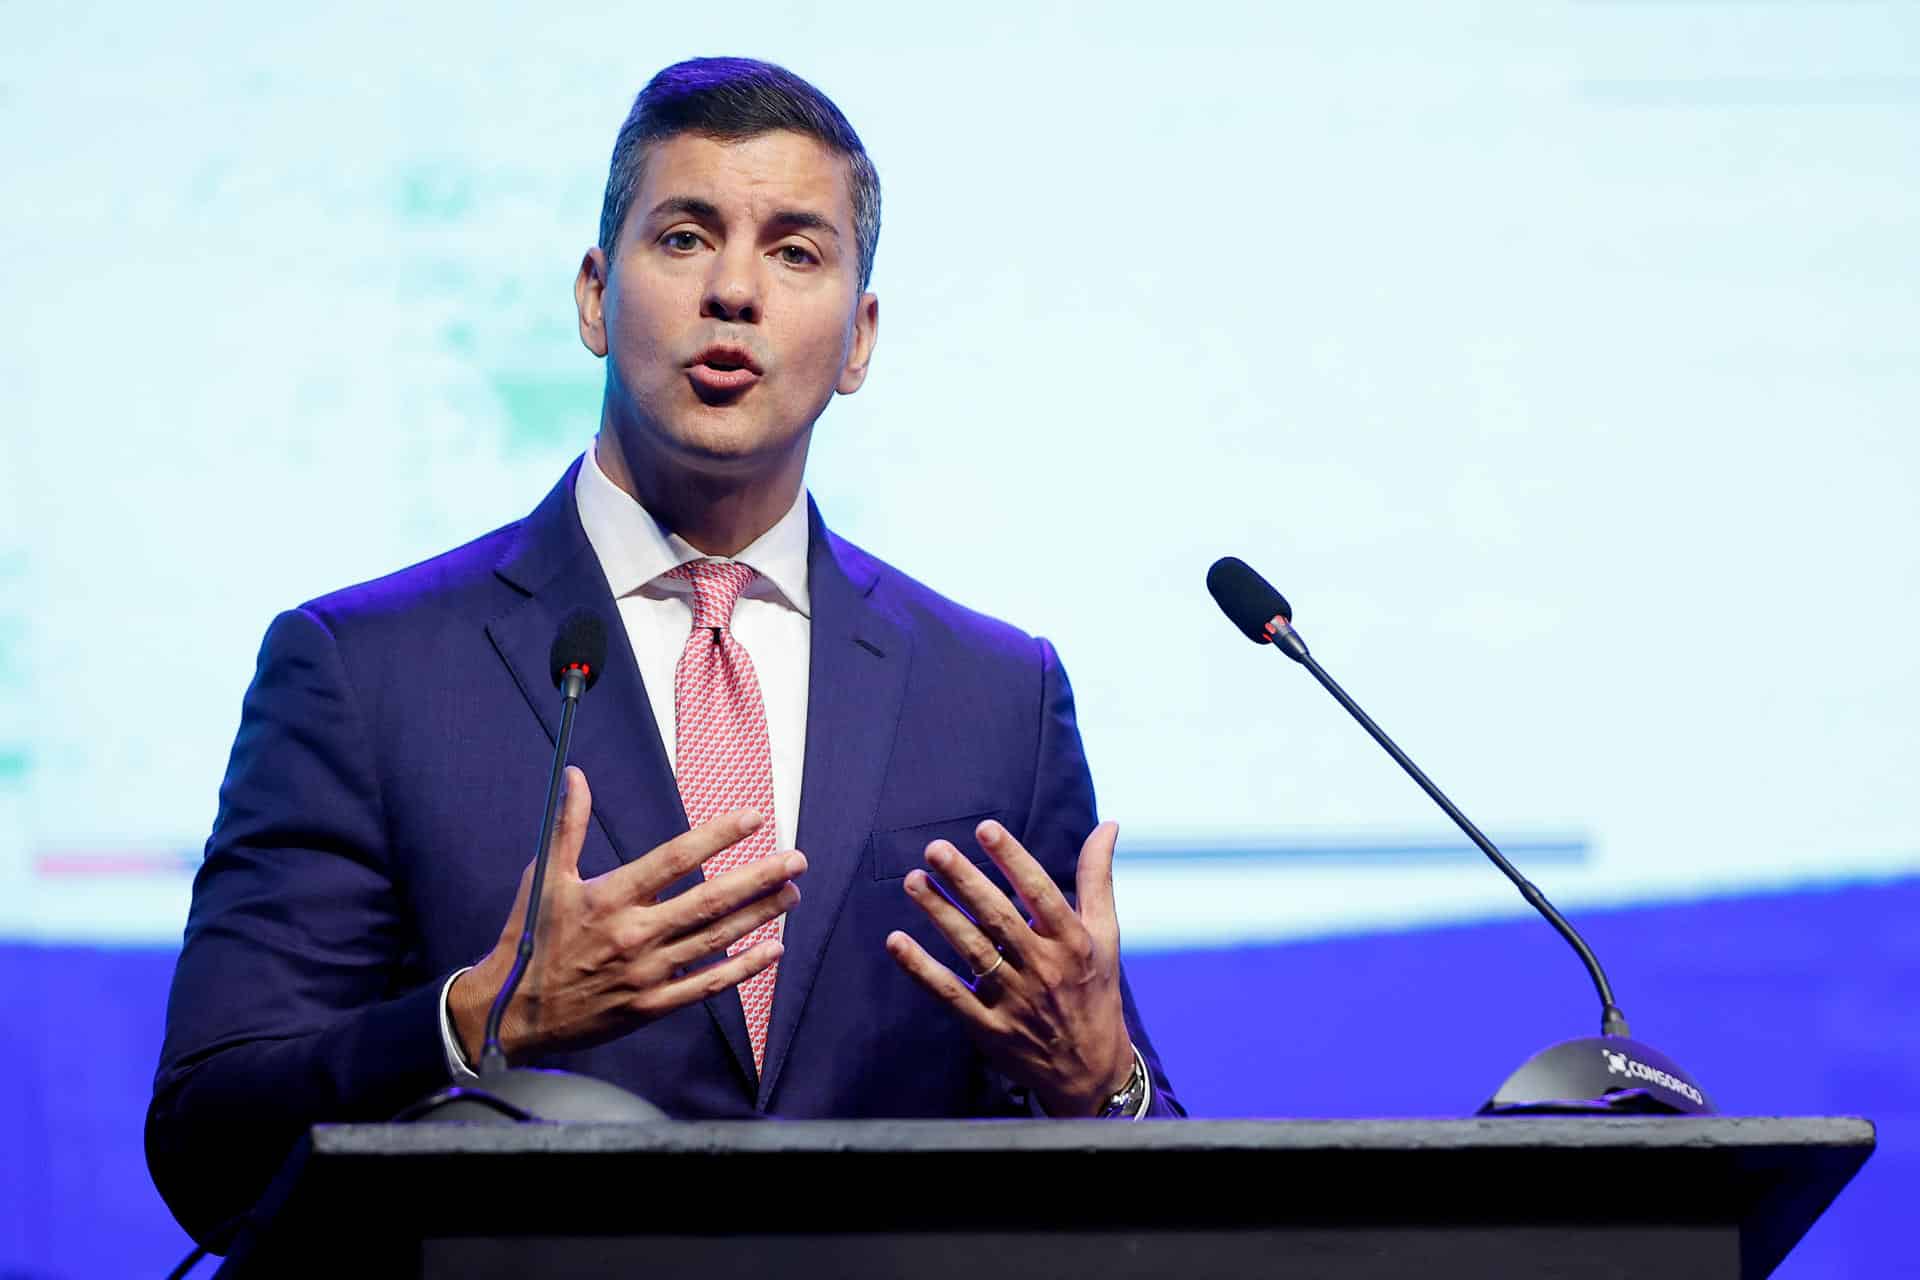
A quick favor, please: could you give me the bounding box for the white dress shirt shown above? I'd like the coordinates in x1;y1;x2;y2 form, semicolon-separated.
440;446;811;1080
573;441;813;853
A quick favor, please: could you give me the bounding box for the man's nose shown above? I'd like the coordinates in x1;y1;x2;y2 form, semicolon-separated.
701;246;761;324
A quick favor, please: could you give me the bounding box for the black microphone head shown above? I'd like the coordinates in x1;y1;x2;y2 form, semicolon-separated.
550;608;609;691
1206;556;1294;643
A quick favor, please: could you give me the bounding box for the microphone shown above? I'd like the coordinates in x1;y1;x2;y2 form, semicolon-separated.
1206;556;1308;660
398;608;662;1124
1207;556;1711;1116
478;609;611;1072
547;608;609;696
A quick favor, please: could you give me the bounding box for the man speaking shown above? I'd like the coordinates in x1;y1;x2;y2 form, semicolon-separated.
148;56;1183;1248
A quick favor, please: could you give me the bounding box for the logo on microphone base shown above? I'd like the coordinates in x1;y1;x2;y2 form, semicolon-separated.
1602;1048;1704;1107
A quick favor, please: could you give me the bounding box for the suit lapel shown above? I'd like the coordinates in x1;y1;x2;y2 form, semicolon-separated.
484;461;757;1089
756;500;909;1109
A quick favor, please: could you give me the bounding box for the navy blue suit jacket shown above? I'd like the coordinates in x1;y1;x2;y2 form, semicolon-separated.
148;462;1182;1245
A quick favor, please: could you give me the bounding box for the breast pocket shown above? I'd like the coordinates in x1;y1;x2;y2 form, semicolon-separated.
867;809;1012;881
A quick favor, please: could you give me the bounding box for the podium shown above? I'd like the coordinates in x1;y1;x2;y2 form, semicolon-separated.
215;1116;1872;1279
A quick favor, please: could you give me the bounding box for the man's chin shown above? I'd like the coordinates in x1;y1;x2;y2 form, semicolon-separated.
602;386;812;481
641;414;799;475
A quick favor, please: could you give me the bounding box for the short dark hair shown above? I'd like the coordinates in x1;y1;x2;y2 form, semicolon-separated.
598;58;881;291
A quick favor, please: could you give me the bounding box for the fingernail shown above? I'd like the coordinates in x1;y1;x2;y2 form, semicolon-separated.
785;852;807;875
782;883;802;906
926;843;951;867
978;821;1000;843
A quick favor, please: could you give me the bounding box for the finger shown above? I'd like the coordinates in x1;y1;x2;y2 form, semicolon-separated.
660;880;800;970
656;850;808;942
500;854;536;949
975;821;1082;940
902;868;1010;981
647;938;785;1016
924;839;1040;956
975;820;1079;939
547;766;593;881
612;809;768;902
884;930;997;1028
1074;821;1122;949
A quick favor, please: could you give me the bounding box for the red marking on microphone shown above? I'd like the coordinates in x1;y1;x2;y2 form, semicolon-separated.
565;662;592;678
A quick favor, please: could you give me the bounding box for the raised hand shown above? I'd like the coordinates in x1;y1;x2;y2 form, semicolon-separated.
449;765;805;1064
885;818;1135;1117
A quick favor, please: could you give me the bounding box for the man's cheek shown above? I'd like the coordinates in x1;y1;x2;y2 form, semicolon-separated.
616;336;666;381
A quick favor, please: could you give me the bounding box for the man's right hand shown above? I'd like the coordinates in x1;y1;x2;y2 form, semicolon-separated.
448;764;803;1065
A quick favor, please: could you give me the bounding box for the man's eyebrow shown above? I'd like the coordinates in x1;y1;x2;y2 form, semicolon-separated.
645;198;840;240
767;209;841;240
647;196;721;223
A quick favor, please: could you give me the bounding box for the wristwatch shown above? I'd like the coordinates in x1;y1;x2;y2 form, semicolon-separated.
1096;1047;1149;1119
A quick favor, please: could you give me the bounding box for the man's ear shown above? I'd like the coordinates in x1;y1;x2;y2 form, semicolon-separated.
837;292;880;394
575;247;610;358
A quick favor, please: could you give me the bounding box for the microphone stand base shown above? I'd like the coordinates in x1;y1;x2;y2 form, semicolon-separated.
396;1067;667;1125
1478;1035;1713;1116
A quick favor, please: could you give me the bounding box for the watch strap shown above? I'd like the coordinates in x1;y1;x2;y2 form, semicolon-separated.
1097;1045;1150;1119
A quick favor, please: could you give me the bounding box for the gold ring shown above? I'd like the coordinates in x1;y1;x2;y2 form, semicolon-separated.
971;952;1006;982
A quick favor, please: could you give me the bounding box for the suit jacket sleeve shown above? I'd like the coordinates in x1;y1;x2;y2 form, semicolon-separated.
146;607;456;1248
1025;637;1185;1118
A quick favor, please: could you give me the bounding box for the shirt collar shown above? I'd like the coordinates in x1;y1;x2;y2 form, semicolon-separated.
574;444;812;617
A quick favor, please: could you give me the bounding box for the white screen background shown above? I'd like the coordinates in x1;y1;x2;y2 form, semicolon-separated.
2;2;1915;946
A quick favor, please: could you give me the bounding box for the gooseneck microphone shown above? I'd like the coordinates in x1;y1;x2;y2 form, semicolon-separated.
478;609;610;1073
398;608;661;1124
1206;556;1711;1115
1206;557;1627;1036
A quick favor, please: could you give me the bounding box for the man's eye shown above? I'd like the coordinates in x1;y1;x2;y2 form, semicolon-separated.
777;244;817;266
662;230;702;252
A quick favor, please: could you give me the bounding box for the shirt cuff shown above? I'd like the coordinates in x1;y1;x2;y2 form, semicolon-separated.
439;966;480;1083
1027;1044;1152;1119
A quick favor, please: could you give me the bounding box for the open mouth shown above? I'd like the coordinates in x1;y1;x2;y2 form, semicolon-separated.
686;345;763;399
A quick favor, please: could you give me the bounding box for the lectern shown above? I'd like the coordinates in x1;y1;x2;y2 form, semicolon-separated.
214;1116;1872;1279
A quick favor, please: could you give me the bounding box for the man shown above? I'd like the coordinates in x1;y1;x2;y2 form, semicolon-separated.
148;57;1183;1249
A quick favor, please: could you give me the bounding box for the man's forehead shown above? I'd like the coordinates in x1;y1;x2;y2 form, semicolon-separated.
636;130;854;224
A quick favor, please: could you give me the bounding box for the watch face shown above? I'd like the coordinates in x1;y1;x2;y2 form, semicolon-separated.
1102;1058;1147;1117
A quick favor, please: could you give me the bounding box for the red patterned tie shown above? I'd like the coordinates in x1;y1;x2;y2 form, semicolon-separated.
665;559;781;1073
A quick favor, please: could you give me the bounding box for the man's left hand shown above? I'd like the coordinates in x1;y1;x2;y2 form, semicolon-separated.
885;819;1135;1117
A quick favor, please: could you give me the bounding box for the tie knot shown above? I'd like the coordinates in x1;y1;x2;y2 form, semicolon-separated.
667;559;758;632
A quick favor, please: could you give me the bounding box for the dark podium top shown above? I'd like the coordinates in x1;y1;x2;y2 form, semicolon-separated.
218;1115;1874;1280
